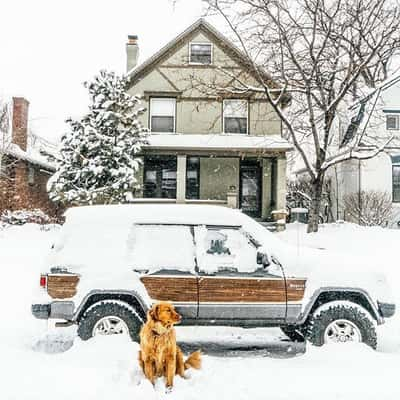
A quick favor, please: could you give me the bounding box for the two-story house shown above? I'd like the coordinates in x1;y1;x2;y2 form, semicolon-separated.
323;74;400;226
126;19;291;220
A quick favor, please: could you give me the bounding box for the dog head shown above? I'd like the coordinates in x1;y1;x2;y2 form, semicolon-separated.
148;302;181;330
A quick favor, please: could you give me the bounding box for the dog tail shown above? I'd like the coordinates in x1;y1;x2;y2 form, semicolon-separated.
184;350;202;370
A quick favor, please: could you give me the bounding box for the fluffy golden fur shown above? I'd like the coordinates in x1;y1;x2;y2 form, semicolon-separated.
138;302;201;388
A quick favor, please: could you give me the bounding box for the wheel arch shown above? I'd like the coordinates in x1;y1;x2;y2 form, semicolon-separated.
299;288;382;325
73;290;148;322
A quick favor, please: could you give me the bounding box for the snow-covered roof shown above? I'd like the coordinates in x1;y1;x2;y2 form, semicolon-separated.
144;133;292;152
65;204;248;227
5;143;56;171
349;73;400;110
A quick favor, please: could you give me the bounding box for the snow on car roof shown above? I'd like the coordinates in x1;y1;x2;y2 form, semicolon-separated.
64;204;246;227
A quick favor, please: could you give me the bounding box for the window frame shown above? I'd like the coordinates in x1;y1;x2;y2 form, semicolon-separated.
223;99;249;135
386;114;400;131
189;42;213;65
149;97;177;133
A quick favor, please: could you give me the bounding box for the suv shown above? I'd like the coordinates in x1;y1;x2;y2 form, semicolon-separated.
32;204;395;349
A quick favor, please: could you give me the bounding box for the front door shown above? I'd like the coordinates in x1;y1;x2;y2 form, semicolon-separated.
195;225;287;324
240;160;262;218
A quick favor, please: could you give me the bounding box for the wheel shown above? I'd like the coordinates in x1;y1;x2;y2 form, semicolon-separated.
306;301;377;349
280;326;305;342
77;301;142;342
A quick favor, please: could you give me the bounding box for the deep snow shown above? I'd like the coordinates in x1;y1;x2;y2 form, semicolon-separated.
1;221;400;399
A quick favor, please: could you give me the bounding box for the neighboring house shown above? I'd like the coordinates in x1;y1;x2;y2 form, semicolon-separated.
126;19;292;220
321;74;400;226
0;97;59;216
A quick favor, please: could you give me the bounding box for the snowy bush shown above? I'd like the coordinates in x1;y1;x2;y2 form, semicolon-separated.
47;70;148;205
343;190;392;227
0;209;59;228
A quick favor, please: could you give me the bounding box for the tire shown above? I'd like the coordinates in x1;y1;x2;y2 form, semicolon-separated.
280;326;305;342
77;301;142;342
306;302;377;349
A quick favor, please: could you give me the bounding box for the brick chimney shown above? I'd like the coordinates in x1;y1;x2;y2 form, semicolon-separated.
11;97;29;152
126;35;139;72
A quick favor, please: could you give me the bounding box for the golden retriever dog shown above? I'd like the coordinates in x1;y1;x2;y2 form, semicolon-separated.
138;302;201;389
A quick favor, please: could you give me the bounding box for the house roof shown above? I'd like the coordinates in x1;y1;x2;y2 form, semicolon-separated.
5;143;56;171
144;133;292;153
127;18;281;95
349;73;400;110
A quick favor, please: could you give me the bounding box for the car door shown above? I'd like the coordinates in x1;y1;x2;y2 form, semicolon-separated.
128;224;198;320
195;225;287;324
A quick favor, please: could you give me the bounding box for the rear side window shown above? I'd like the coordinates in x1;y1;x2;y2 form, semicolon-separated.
127;225;195;273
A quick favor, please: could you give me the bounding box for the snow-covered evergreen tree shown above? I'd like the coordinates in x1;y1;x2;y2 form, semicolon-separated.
48;70;148;205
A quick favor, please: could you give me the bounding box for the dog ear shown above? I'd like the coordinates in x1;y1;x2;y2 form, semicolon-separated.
149;304;159;321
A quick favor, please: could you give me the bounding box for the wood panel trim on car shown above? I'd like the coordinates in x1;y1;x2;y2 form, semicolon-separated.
140;276;198;302
47;274;80;299
198;277;306;303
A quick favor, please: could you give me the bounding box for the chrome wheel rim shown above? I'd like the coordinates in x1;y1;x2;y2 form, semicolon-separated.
92;316;129;336
324;319;362;344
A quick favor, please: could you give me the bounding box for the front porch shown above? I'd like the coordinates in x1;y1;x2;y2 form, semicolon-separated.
134;134;290;220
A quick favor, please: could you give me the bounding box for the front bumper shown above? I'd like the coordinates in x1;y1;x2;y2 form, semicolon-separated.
378;301;396;319
32;301;75;321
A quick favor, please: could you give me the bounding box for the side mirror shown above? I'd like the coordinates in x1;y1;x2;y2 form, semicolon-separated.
256;251;270;267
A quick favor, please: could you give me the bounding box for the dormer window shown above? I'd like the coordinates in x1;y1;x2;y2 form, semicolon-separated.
189;43;212;64
386;114;400;130
150;98;176;133
223;99;248;134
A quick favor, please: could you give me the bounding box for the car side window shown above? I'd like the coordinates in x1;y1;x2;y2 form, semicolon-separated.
127;224;196;273
194;225;258;274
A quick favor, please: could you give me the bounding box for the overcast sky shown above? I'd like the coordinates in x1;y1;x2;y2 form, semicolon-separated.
0;0;216;142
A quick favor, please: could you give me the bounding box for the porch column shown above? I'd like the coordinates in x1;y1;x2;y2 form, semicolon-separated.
275;155;287;211
176;155;187;203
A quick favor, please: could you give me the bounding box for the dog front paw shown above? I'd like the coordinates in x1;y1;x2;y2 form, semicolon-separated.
165;386;173;394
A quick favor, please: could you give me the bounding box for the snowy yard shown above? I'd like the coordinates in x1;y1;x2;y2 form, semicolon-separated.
1;221;400;400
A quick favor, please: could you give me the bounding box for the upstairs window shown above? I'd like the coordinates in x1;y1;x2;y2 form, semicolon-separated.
150;98;176;133
223;99;248;134
189;43;212;64
386;114;399;130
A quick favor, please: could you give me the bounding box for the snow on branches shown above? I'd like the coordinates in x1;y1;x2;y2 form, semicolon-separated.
48;70;148;205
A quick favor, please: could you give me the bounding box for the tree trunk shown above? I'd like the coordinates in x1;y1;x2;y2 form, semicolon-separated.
307;174;324;233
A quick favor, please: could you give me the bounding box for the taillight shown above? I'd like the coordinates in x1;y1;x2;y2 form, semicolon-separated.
40;275;47;289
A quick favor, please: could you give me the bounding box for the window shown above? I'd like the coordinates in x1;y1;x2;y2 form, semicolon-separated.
28;166;35;185
143;156;177;199
189;43;212;64
386;114;399;130
150;98;176;133
392;156;400;202
186;157;200;200
195;226;258;274
223;99;248;134
127;225;196;272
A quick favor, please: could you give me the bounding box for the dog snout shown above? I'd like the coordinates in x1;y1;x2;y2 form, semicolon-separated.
173;311;181;322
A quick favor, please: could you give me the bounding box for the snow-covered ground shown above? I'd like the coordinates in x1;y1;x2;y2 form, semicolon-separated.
1;222;400;399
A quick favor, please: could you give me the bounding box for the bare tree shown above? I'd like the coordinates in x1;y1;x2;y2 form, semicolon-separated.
343;190;392;226
202;0;400;232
